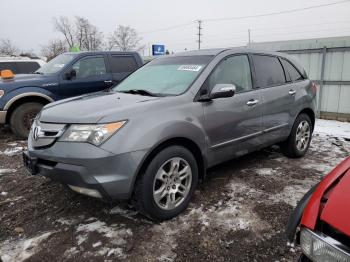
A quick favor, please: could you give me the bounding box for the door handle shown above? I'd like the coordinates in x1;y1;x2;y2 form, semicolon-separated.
104;80;113;84
246;99;259;106
289;89;296;95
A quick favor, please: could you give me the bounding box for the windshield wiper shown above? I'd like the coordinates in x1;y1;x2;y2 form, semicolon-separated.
34;71;43;75
119;89;162;97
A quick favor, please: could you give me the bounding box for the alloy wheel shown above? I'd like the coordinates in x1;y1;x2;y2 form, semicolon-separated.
153;157;192;210
295;120;311;151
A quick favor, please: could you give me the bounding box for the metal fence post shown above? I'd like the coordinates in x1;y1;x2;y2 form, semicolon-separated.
318;46;327;118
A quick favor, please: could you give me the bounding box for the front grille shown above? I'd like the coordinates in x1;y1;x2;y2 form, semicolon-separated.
30;121;66;149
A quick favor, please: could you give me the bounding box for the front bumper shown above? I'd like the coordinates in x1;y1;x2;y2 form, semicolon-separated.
26;140;148;200
301;228;350;262
0;110;6;124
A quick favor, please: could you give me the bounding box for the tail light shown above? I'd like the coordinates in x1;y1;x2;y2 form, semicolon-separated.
311;82;318;95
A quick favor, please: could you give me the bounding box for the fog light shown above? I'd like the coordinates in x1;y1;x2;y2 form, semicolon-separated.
68;185;102;198
301;228;350;262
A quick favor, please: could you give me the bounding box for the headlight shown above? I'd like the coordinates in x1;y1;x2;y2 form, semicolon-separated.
0;90;4;98
59;121;126;146
301;228;350;262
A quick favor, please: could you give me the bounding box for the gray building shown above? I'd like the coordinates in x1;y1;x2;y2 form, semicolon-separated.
249;36;350;121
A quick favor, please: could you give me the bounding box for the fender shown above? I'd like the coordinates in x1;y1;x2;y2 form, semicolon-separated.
3;87;55;110
286;182;318;242
301;157;350;230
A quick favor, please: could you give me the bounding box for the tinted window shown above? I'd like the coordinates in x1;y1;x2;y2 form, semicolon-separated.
0;62;18;73
281;59;304;82
208;55;252;93
17;62;40;74
72;56;106;79
109;56;138;73
252;55;286;87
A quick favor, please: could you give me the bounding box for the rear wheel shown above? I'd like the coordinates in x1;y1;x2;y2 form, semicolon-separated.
281;113;312;158
10;102;43;138
134;145;198;220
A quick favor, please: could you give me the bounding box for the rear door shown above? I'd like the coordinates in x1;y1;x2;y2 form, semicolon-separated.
107;55;140;85
251;54;295;144
59;55;113;98
202;54;263;165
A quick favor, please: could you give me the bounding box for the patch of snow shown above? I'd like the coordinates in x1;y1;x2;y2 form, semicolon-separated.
92;241;102;248
255;168;278;176
74;219;132;258
63;247;79;258
314;119;350;139
56;218;77;226
1;192;8;196
0;147;24;156
0;232;53;262
0;169;16;176
269;180;315;207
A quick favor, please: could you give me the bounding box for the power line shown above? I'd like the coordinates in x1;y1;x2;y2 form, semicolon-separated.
203;0;350;22
139;0;350;36
139;21;194;34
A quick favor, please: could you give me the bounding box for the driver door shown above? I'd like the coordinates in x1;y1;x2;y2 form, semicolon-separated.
202;54;263;165
59;55;113;98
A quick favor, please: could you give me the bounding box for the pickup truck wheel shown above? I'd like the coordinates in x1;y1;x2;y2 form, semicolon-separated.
281;113;312;158
134;145;198;220
10;102;43;138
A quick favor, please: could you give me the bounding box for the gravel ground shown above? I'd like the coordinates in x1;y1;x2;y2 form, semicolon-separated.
0;121;349;262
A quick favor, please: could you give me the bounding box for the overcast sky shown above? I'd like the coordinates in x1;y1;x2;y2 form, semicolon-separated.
1;0;350;55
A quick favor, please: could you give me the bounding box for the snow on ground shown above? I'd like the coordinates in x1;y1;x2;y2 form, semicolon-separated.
314;119;350;138
0;232;54;262
0;147;24;157
0;169;16;176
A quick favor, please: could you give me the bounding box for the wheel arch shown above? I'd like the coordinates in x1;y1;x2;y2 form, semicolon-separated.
298;108;315;132
5;93;53;124
132;137;207;194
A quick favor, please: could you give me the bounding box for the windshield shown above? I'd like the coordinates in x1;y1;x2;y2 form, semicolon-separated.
113;55;213;96
36;53;76;74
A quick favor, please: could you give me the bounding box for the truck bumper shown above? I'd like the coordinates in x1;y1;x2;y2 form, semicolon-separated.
0;110;6;124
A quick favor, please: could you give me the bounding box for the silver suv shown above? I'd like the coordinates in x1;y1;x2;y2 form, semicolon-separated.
24;48;316;220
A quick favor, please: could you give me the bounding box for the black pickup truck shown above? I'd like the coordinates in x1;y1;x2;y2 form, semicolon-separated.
0;51;143;137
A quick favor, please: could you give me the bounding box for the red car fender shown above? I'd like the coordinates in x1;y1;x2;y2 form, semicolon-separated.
301;157;350;230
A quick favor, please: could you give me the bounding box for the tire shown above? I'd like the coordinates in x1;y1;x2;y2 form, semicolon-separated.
281;113;312;158
134;145;198;220
10;102;43;138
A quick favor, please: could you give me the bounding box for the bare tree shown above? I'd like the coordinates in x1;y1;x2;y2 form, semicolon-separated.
41;39;68;61
75;16;103;51
0;39;19;56
108;25;144;51
53;16;75;48
53;16;104;51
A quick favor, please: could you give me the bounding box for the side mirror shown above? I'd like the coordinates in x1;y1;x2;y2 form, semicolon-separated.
209;84;236;99
65;69;76;80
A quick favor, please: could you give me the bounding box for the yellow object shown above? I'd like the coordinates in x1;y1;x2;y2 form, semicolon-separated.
1;70;15;79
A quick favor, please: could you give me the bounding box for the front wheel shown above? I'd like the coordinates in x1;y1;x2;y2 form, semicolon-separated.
281;113;312;158
134;145;198;220
10;102;44;138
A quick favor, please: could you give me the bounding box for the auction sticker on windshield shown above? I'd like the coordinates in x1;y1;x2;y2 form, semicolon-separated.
177;65;202;72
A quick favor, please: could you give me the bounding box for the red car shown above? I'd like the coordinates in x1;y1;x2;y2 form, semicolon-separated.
287;157;350;262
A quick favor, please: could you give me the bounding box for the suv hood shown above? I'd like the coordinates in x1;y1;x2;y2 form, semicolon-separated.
40;91;162;123
320;168;350;236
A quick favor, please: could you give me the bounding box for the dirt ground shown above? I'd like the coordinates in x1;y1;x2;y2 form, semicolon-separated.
0;125;349;262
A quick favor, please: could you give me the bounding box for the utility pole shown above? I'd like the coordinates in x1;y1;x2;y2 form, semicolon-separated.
248;29;251;45
197;20;202;50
